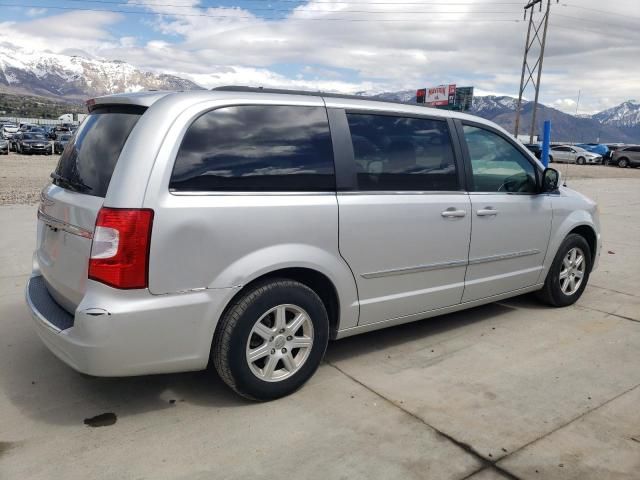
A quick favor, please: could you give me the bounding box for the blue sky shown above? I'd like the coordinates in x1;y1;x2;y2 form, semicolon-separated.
1;0;639;112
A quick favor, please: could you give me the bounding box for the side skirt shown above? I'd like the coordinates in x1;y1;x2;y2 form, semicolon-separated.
334;283;544;339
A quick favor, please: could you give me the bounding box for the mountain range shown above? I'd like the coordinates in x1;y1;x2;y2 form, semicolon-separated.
372;91;640;144
1;44;638;143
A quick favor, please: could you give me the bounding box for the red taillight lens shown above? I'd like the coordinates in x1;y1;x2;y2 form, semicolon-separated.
89;208;154;289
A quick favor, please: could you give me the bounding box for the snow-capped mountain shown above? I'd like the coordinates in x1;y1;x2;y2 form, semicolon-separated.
0;43;202;100
368;89;417;103
470;95;524;116
592;100;640;127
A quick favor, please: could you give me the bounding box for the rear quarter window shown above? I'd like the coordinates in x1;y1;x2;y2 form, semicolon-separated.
170;105;335;192
53;105;145;197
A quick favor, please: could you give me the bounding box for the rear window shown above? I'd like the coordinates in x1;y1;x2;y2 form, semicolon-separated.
53;105;145;197
170;105;335;192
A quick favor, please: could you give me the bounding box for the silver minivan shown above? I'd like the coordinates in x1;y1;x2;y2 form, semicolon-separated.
26;87;601;400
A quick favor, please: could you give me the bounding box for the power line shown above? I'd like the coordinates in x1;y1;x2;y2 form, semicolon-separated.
63;0;526;5
18;0;526;15
1;3;525;21
561;2;640;21
553;12;639;29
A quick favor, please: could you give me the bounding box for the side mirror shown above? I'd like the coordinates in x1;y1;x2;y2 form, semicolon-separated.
542;167;560;193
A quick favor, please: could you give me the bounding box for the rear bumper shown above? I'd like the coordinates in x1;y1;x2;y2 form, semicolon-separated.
26;274;239;377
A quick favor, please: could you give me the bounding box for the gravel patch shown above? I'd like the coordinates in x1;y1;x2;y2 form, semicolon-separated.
1;152;59;205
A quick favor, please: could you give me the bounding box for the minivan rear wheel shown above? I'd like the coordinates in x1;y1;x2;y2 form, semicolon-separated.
212;279;329;401
618;158;629;168
537;234;591;307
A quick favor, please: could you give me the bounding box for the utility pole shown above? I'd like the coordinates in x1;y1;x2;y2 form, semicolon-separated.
514;0;557;143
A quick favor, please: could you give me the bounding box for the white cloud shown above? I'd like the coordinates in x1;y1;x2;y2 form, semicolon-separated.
26;8;47;17
2;0;639;112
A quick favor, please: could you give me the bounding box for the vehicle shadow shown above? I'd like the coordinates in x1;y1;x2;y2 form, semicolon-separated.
4;294;535;427
326;296;524;363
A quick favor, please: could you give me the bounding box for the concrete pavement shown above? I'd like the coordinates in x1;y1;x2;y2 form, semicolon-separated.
1;177;639;479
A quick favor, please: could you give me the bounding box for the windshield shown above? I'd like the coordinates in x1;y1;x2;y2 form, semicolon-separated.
53;105;145;196
59;135;72;141
23;134;45;140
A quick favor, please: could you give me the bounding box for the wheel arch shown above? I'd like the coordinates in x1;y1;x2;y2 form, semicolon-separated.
216;267;345;341
568;224;597;270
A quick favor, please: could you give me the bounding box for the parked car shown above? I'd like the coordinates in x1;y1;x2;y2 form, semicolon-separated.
550;145;602;165
575;143;609;158
0;138;8;155
14;132;52;155
53;133;72;154
605;144;625;165
49;125;73;140
1;123;19;140
26;88;601;400
611;145;640;168
524;143;542;159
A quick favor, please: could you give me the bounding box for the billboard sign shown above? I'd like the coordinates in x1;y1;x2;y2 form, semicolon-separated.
416;88;427;104
455;86;474;111
426;84;456;106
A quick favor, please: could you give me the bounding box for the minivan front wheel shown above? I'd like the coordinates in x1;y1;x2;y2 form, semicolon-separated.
212;279;329;400
537;234;591;307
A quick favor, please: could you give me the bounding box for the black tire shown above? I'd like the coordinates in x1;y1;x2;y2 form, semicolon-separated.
618;158;629;168
576;157;585;165
537;233;592;307
212;279;329;401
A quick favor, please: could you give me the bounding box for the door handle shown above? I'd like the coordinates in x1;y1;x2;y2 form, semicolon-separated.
477;207;498;216
441;208;466;218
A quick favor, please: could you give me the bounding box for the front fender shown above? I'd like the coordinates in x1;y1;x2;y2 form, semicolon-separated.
540;195;600;282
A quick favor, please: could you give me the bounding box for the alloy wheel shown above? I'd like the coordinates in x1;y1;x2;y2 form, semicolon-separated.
245;304;314;382
559;247;586;296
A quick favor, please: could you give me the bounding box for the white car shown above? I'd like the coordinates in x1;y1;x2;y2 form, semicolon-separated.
550;145;602;165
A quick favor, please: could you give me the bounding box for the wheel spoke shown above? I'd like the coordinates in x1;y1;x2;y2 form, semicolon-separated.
570;249;577;264
290;336;313;349
560;278;569;293
574;270;584;279
559;269;569;280
253;322;274;340
281;352;296;372
563;257;572;269
246;303;315;382
569;277;576;293
575;255;584;268
247;344;271;363
274;306;287;331
287;312;307;335
262;355;278;378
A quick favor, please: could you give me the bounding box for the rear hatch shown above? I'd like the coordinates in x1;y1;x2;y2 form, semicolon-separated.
36;105;145;313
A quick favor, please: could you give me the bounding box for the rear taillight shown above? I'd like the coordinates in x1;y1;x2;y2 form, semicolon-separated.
89;208;154;289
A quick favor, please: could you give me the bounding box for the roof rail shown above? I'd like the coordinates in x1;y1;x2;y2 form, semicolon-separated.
211;85;413;106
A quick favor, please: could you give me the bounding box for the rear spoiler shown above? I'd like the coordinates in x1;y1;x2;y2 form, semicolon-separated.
85;91;172;113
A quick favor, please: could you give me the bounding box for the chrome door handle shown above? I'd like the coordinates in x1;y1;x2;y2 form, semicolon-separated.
477;207;498;216
441;208;466;218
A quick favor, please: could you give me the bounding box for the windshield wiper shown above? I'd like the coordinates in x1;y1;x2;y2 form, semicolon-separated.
50;172;93;193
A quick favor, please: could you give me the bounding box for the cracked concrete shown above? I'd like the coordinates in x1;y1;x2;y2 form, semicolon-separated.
1;176;639;479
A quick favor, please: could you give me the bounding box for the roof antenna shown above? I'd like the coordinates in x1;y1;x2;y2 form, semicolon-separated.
564;89;581;187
